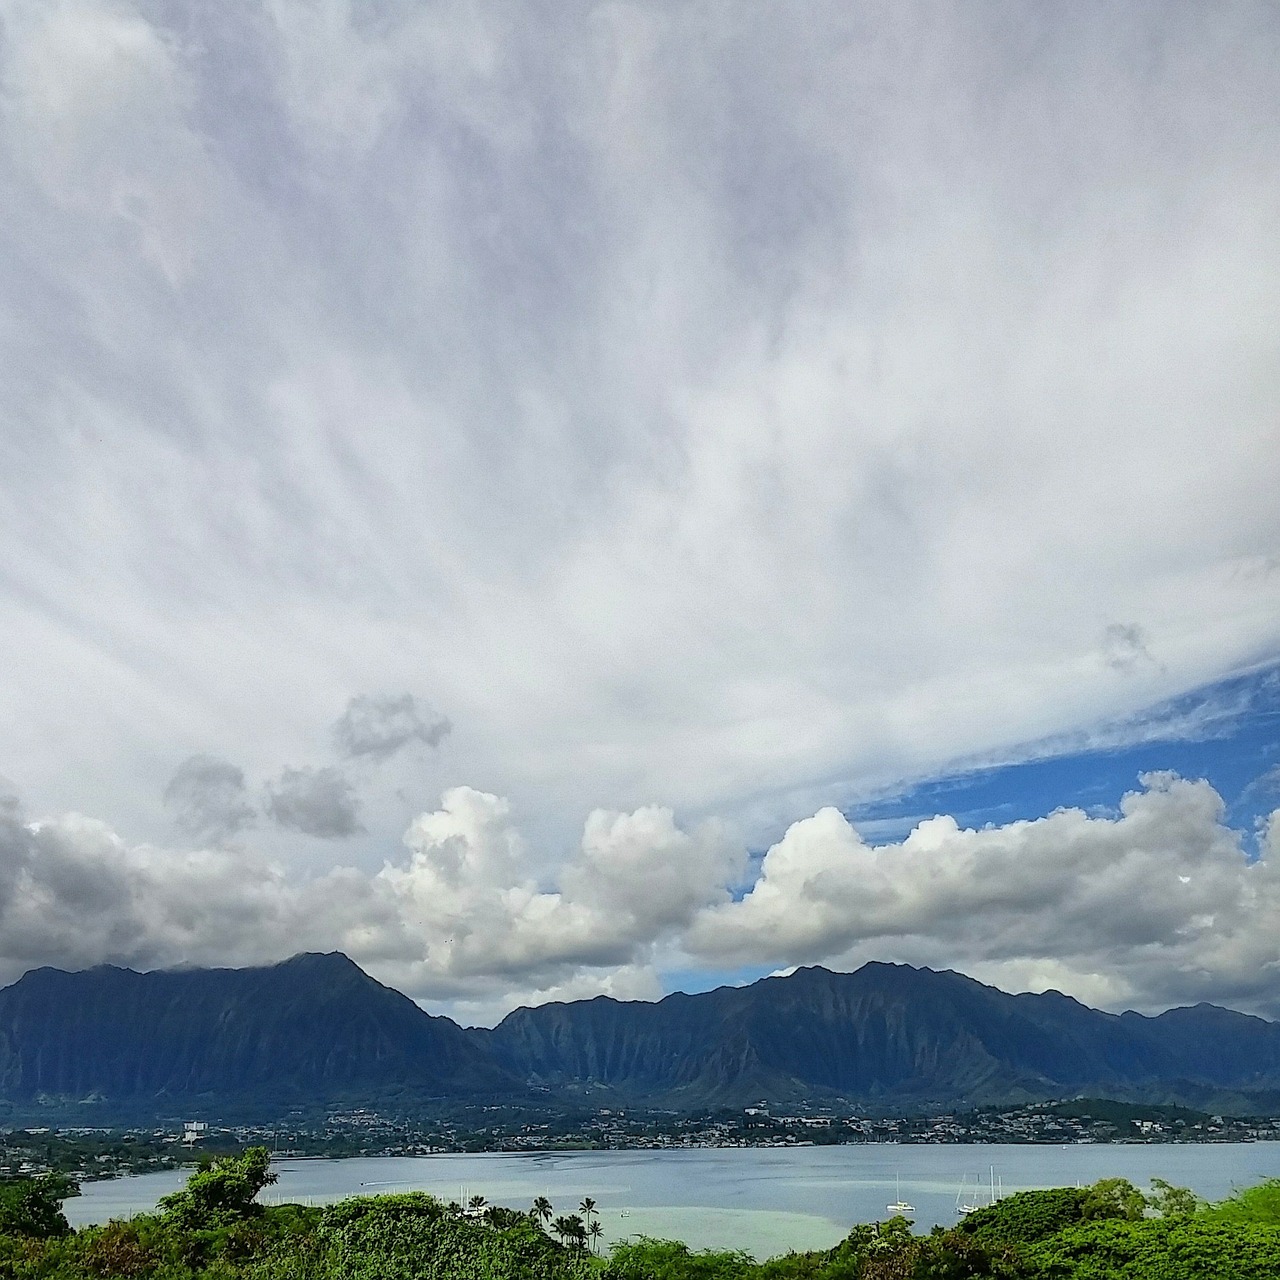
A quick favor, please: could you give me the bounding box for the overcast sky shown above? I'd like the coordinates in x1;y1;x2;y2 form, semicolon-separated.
1;1;1278;1024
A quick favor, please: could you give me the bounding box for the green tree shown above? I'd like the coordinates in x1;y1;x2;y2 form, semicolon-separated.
606;1236;757;1279
0;1172;78;1238
532;1195;553;1228
1146;1177;1202;1218
958;1186;1091;1245
552;1213;587;1249
1202;1177;1280;1226
1023;1216;1280;1280
1080;1176;1147;1222
157;1145;277;1230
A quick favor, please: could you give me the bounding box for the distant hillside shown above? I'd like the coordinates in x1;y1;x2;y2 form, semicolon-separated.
1;953;1278;1120
0;951;515;1114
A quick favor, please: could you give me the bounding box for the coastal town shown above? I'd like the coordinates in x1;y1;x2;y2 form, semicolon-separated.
6;1100;1278;1183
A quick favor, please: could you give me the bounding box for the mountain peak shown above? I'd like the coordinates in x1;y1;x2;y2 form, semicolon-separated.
277;950;362;972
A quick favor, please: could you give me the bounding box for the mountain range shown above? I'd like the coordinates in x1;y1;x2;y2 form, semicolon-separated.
2;952;1278;1121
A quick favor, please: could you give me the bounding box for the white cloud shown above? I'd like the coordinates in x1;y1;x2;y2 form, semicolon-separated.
1101;623;1158;674
0;3;1276;859
1;0;213;282
0;3;1278;1007
368;787;743;995
2;777;1279;1023
689;774;1280;1016
0;795;299;978
0;785;738;1019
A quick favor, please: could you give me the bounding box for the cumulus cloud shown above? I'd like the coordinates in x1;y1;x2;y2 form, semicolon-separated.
2;777;1280;1022
689;774;1280;1015
163;754;256;841
371;787;745;993
334;693;451;761
0;795;302;980
0;785;740;1015
264;766;362;838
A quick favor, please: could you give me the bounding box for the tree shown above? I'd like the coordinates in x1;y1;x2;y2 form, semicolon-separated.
563;1212;587;1249
552;1213;587;1249
1147;1178;1202;1218
1080;1177;1147;1222
157;1146;277;1230
588;1218;605;1254
0;1172;78;1238
532;1195;553;1228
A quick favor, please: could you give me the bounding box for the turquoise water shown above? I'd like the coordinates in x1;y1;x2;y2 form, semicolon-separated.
66;1143;1280;1260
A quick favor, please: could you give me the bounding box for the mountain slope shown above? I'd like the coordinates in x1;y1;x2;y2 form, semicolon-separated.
0;951;515;1107
480;962;1280;1108
1;954;1277;1118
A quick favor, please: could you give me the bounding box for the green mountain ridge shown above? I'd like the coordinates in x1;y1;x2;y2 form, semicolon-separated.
0;952;514;1114
1;953;1277;1121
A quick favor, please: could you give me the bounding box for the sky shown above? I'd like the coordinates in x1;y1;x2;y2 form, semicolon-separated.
0;0;1278;1026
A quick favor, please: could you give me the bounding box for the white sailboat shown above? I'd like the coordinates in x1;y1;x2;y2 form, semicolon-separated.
956;1167;1001;1216
887;1173;914;1214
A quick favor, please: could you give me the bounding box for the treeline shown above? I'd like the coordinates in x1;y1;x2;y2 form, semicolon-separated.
3;1147;1280;1279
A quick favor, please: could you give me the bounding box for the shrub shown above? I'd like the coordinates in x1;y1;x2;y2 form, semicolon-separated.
605;1237;757;1280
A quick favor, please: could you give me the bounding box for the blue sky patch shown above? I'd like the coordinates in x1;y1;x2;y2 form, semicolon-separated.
848;663;1280;849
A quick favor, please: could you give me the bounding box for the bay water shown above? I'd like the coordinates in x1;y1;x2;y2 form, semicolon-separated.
66;1143;1280;1261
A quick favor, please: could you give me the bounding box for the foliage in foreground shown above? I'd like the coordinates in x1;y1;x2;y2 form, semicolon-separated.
2;1148;1280;1280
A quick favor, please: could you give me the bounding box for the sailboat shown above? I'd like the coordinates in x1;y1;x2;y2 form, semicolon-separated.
956;1167;1001;1216
887;1173;914;1214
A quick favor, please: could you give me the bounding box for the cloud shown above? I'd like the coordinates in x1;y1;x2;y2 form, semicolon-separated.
163;754;256;841
370;787;744;993
0;783;742;1016
334;693;451;761
1101;623;1157;674
0;2;1276;863
688;774;1280;1015
2;776;1279;1024
0;797;301;979
264;766;362;838
1241;763;1280;804
0;0;212;283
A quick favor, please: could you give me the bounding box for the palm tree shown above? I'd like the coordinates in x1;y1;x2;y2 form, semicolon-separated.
551;1214;574;1245
467;1194;487;1217
588;1219;604;1255
578;1197;598;1249
563;1213;587;1249
532;1195;553;1228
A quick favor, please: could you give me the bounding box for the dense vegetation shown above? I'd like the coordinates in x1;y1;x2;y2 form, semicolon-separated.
2;1148;1279;1279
